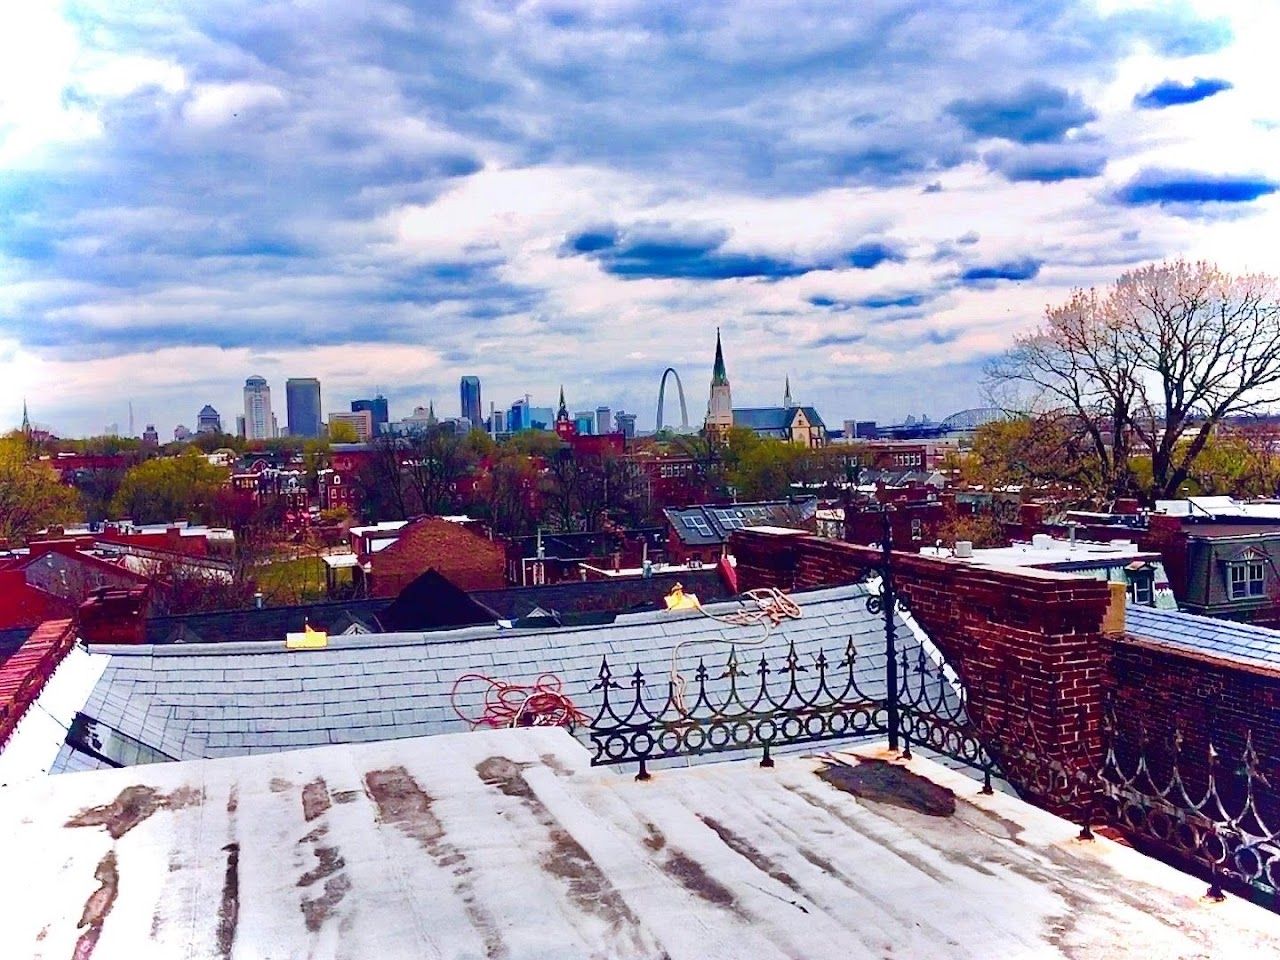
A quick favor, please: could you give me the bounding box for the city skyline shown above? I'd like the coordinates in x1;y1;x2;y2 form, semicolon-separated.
2;3;1278;436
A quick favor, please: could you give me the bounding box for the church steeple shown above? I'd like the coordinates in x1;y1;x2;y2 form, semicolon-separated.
711;328;729;386
705;328;734;441
556;385;569;422
784;376;793;408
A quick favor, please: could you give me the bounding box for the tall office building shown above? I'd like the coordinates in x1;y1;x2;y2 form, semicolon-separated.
243;376;275;440
329;410;374;442
197;404;222;434
614;410;637;439
508;397;530;433
460;376;482;427
286;378;322;438
596;406;611;435
352;396;389;436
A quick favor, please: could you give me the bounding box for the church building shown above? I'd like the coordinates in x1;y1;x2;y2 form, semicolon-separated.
702;332;827;448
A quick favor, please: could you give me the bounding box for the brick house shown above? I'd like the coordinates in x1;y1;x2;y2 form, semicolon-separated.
358;516;506;597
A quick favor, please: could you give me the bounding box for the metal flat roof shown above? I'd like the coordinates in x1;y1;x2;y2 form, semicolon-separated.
1;728;1274;959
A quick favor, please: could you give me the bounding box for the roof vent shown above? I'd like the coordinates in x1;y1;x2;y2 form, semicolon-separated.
1031;534;1054;549
954;540;973;558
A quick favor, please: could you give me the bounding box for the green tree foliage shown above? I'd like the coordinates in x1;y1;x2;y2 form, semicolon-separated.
962;416;1103;494
110;450;229;524
327;420;359;443
0;438;81;543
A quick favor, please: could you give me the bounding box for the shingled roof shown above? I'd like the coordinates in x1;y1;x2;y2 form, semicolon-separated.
1126;605;1280;671
49;584;904;774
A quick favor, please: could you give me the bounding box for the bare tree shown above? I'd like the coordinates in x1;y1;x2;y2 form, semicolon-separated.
987;260;1280;502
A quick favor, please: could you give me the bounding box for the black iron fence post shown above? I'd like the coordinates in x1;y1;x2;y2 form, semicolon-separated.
882;509;899;752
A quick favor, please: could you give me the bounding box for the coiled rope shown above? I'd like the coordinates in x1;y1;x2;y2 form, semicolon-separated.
451;672;588;731
670;586;803;714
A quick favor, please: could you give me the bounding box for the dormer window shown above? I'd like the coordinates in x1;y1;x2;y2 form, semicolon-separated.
1227;559;1265;600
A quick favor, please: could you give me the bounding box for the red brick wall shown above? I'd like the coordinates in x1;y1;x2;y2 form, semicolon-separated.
731;530;1111;815
1107;637;1280;822
368;517;506;597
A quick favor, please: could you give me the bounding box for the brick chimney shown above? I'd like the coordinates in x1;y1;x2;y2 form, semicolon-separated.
78;587;149;645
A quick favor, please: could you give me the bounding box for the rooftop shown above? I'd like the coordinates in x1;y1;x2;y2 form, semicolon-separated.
2;727;1274;958
1126;604;1280;672
34;584;902;778
921;535;1161;569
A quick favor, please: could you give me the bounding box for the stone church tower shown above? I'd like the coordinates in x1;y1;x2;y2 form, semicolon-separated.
705;329;733;441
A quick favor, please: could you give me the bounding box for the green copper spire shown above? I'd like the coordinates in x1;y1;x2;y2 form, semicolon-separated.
711;328;729;386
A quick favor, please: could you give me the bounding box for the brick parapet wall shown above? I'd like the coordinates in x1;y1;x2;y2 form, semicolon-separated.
731;530;1111;816
1107;635;1280;822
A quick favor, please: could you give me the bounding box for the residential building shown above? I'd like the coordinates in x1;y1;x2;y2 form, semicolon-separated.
196;404;222;434
351;395;389;435
355;516;506;597
140;424;159;447
173;424;190;441
921;534;1176;609
664;497;819;564
459;375;482;426
242;376;274;441
329;410;374;442
285;377;322;438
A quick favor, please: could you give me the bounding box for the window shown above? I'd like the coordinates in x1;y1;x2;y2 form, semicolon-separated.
1228;560;1266;600
910;518;923;541
1127;572;1154;606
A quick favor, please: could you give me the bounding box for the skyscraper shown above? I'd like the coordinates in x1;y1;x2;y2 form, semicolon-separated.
197;405;222;434
460;376;482;427
243;376;275;441
286;377;322;438
596;406;611;435
614;411;637;439
352;396;389;435
705;328;733;441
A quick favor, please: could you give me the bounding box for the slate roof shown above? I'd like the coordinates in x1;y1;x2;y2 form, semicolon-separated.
732;405;827;432
1126;605;1280;671
143;598;390;645
51;584;907;773
665;498;819;546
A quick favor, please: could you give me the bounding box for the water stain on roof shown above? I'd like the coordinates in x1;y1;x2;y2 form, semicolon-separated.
476;756;657;955
365;765;509;959
301;777;331;822
641;821;741;915
216;843;239;960
817;757;956;817
73;851;118;960
65;784;202;839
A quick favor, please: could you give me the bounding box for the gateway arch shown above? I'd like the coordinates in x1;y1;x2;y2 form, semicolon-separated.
656;367;690;433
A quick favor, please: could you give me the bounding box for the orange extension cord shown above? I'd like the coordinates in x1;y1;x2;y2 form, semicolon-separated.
451;672;589;731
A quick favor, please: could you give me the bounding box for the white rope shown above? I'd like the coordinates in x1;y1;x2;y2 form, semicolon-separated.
669;587;803;715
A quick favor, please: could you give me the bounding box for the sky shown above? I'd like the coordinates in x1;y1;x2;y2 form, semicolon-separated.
2;0;1278;438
